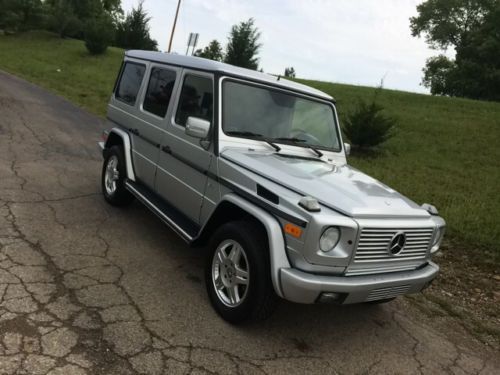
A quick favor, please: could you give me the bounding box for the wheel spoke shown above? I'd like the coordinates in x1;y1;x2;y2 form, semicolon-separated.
214;274;224;291
228;244;241;263
226;285;239;304
216;249;226;264
235;266;248;285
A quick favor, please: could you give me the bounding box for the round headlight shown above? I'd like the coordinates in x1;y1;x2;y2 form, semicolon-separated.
431;226;445;254
319;227;341;252
432;226;442;246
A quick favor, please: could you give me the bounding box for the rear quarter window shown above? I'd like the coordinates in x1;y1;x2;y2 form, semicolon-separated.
115;62;146;106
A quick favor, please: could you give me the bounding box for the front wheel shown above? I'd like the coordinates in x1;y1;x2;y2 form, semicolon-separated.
101;145;134;206
205;221;277;324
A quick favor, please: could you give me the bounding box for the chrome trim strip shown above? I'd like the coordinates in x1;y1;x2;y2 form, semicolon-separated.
125;181;193;242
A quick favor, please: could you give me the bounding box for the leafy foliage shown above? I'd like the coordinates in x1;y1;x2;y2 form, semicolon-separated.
410;0;495;49
84;15;114;55
411;0;500;101
224;18;261;70
0;0;44;33
284;67;296;78
342;87;395;149
115;1;157;51
194;40;224;61
45;0;82;38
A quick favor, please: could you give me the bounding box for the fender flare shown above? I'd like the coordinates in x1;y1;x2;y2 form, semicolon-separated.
213;194;291;298
104;127;136;182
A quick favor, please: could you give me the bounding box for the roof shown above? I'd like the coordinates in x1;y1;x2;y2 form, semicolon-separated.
125;50;333;101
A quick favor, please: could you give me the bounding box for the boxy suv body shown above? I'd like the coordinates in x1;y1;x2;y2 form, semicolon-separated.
99;51;446;323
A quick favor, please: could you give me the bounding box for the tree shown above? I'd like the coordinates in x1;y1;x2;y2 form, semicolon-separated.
84;14;114;55
342;84;396;150
0;0;44;33
44;0;122;38
45;0;82;38
115;1;158;51
284;67;296;78
421;55;456;95
225;18;261;70
411;0;500;101
410;0;496;50
194;40;224;61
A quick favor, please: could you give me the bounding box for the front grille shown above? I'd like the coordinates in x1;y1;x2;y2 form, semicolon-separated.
366;285;411;301
346;227;433;276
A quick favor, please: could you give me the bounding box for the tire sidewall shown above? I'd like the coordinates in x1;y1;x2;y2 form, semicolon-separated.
205;221;273;324
101;145;130;205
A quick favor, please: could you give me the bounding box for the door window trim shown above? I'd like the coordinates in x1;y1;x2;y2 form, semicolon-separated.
171;69;214;132
139;64;179;120
114;61;147;107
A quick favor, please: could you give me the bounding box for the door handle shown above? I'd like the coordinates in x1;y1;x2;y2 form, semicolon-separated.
161;145;171;154
129;128;139;136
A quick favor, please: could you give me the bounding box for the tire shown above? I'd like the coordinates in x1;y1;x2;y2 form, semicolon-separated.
101;145;134;206
205;221;277;324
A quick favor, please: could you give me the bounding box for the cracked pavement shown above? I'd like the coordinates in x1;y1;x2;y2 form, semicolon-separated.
0;70;498;375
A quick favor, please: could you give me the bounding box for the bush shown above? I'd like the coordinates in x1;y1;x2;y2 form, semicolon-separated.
84;17;114;55
342;93;395;150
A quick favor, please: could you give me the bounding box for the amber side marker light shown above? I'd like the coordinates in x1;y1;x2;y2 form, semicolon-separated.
284;223;302;238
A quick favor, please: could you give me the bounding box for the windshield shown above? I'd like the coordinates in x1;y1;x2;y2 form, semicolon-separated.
222;80;341;151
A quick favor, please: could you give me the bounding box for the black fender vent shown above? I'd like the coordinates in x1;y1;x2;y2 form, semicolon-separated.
257;184;279;204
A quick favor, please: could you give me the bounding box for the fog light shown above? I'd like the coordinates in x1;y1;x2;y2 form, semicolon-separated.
318;292;341;304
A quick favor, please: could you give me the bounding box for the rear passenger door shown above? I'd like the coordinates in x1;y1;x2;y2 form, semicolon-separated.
154;70;214;224
134;64;180;187
109;60;152;188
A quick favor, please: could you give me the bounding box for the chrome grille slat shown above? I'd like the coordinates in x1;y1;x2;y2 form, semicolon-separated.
347;226;434;276
366;285;411;301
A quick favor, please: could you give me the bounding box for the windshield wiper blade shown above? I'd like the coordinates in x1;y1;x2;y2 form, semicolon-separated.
226;131;281;152
273;137;307;143
272;137;324;158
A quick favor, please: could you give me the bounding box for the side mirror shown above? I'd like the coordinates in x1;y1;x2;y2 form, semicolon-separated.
344;142;351;156
185;117;210;139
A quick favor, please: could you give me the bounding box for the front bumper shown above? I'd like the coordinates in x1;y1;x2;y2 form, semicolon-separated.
280;261;439;304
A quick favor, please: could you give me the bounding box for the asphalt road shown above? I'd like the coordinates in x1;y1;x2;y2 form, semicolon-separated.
0;71;498;375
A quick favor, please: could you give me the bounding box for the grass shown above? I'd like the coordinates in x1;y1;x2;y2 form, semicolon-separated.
1;31;499;263
0;31;123;116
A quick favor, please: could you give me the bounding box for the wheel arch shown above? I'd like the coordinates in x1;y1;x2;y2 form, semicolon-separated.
195;194;290;298
103;128;136;182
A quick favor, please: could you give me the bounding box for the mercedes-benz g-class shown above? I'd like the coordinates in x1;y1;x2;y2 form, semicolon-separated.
99;51;446;323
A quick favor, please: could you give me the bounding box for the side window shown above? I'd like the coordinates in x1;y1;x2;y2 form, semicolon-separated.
115;62;146;105
175;75;213;127
143;67;176;117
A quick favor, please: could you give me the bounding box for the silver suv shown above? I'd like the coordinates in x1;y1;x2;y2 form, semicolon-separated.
99;51;446;323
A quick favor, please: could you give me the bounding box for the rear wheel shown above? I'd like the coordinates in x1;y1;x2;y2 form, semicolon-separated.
205;221;277;324
101;145;134;206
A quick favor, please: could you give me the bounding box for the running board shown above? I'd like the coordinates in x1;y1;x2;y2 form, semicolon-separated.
124;179;200;242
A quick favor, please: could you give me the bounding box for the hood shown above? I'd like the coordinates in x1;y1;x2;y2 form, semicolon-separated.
221;149;429;218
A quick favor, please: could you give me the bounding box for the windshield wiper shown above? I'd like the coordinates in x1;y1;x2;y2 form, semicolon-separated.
272;137;324;158
226;131;281;152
